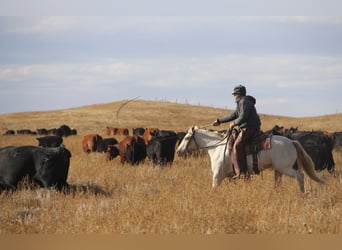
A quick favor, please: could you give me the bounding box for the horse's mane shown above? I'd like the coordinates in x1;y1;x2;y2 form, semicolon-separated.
194;126;228;139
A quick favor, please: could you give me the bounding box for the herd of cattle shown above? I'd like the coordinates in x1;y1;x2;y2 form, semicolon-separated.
82;127;184;166
267;125;341;173
3;124;77;137
1;123;341;191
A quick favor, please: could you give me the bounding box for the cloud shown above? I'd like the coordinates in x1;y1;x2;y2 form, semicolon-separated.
1;16;342;66
242;16;342;25
1;53;341;109
2;1;342;16
1;16;199;34
2;54;341;87
0;16;341;116
6;16;342;33
0;17;79;33
285;16;342;24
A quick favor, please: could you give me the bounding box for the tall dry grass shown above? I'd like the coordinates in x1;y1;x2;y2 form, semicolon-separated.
0;100;341;234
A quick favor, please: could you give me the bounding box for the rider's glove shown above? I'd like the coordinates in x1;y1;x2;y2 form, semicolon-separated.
212;119;221;126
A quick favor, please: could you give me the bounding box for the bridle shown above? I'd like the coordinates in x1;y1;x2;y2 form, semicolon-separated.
184;128;233;179
185;128;230;152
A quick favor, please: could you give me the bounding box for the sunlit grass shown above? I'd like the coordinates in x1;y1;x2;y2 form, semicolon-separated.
0;100;341;234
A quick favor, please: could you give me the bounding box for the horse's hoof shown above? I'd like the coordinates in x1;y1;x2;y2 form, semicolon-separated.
232;174;240;179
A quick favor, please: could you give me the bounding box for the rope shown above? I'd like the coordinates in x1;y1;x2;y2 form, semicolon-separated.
196;135;229;149
193;128;230;150
221;130;230;178
198;122;215;129
115;96;140;125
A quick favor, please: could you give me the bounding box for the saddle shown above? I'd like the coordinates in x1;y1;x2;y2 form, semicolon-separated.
245;131;272;155
230;129;272;174
246;131;272;174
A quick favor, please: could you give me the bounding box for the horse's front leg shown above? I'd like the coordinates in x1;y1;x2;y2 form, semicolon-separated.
212;173;223;188
211;163;225;188
274;170;283;188
209;148;231;188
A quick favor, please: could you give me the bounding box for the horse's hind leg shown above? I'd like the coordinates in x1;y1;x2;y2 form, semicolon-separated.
296;172;305;193
280;168;305;193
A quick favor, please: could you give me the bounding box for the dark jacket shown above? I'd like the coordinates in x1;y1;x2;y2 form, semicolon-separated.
218;95;261;131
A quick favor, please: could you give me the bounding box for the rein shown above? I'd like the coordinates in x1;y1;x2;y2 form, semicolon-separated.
198;123;215;129
191;129;230;150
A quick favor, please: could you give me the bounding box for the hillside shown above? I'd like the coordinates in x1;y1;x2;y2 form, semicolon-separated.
1;99;341;135
0;99;342;234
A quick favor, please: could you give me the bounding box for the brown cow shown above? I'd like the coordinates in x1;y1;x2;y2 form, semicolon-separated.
82;134;103;153
106;127;129;136
142;128;159;144
106;127;115;136
113;135;146;164
115;128;129;135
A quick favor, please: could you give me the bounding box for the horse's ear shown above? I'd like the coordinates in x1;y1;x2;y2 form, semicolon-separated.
188;126;193;134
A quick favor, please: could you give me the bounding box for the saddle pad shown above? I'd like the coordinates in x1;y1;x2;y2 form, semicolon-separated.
246;135;271;155
262;136;271;150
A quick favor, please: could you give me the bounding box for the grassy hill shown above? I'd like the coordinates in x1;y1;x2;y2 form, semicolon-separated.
0;100;341;234
1;99;341;135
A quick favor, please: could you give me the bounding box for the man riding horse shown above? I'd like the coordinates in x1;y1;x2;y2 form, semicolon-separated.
213;84;261;179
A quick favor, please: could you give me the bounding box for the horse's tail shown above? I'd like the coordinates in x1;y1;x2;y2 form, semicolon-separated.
292;140;326;184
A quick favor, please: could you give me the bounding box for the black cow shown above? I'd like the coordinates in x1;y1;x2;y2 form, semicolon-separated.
57;124;73;137
3;130;15;136
97;138;118;153
264;125;285;136
37;128;49;135
36;135;63;148
105;145;120;161
47;128;58;135
110;136;146;164
132;128;146;136
70;128;77;135
50;125;69;137
43;125;76;137
0;145;71;190
124;136;146;165
150;129;176;137
17;129;36;135
146;132;178;166
285;128;335;173
176;131;186;145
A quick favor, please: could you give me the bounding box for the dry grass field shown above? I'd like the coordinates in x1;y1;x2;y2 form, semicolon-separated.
0;100;342;234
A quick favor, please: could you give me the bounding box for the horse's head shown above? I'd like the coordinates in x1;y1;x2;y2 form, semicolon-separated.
176;126;198;157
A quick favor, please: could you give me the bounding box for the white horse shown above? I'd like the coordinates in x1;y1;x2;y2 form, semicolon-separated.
176;126;325;192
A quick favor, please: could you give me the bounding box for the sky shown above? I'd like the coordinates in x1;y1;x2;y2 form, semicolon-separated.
0;16;341;117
